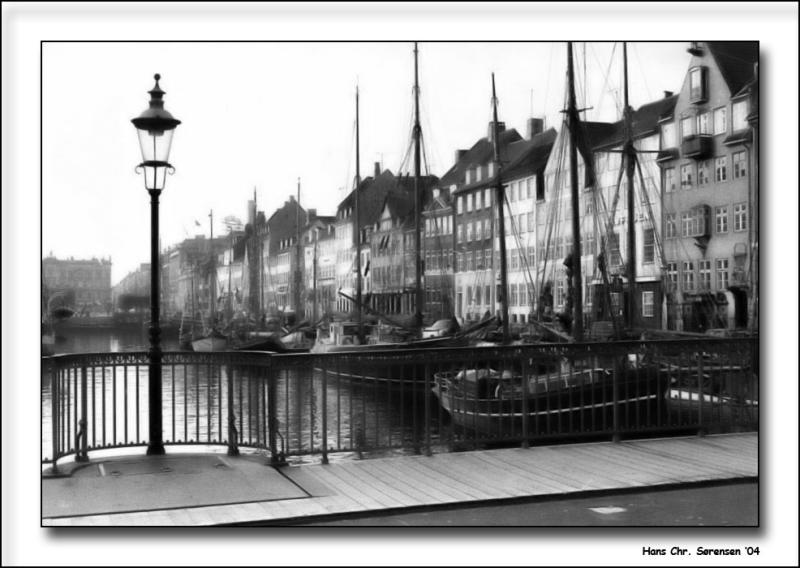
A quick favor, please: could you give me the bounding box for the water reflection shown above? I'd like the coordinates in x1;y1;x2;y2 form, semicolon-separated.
42;329;445;463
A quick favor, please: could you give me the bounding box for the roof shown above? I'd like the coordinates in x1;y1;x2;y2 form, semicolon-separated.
502;128;558;180
706;42;759;97
266;198;307;256
584;94;679;150
439;128;523;188
338;170;438;228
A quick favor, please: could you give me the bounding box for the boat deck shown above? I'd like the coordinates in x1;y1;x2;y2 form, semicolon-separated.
42;432;757;526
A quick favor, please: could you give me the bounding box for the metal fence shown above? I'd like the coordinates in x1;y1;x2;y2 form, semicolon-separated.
42;337;758;468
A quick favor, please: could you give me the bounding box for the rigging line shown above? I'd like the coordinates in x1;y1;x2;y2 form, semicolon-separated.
589;42;618;122
635;154;666;269
503;189;537;303
631;43;653;103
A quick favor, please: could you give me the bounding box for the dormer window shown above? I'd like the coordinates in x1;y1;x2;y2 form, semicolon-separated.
488;162;495;178
732;99;749;131
660;121;676;148
465;169;472;185
689;66;707;104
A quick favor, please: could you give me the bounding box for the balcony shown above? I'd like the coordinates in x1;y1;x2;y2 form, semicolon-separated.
681;134;712;160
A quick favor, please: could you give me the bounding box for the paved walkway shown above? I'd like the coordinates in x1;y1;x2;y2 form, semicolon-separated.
42;432;757;526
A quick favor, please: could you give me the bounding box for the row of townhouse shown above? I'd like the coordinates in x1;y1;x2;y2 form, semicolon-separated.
156;41;757;333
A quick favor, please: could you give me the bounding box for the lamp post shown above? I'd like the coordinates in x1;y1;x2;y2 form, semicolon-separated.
132;74;180;456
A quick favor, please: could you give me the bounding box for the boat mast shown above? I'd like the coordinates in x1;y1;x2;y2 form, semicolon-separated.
209;210;216;327
491;73;510;343
295;177;303;321
312;227;318;324
623;42;637;330
354;86;363;340
566;42;584;341
413;41;424;330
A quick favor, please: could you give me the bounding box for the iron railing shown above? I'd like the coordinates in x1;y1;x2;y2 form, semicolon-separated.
42;337;758;469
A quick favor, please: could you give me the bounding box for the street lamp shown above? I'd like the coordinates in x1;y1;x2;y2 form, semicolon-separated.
132;73;180;455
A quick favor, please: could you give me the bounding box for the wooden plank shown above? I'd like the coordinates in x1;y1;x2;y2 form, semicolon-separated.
413;455;518;499
396;457;489;501
468;451;587;495
323;462;416;508
362;459;464;505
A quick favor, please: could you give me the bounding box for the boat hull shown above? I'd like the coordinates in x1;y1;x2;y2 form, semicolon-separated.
311;335;469;388
191;335;229;352
432;367;664;435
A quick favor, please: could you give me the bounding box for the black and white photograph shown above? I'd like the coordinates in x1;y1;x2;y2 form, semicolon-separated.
4;2;798;566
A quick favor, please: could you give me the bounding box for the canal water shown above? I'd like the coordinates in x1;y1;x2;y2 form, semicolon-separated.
42;328;447;464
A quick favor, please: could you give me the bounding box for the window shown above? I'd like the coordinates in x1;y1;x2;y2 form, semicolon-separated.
664;167;676;193
608;233;621;267
697;112;710;134
484;219;491;240
699;260;711;290
689;66;707;102
682;261;695;291
475;166;482;183
698;160;710;185
528;212;535;232
665;214;677;239
476;191;482;210
484;189;492;208
667;262;678;286
457;223;464;243
536;175;545;201
457;196;463;214
733;151;747;179
661;122;676;148
732;99;749;131
643;228;655;264
680;164;694;189
466;193;473;213
681;116;695;138
466;221;473;242
682;206;710;237
716;259;729;290
713;107;727;135
734;203;748;232
715;206;729;234
715;156;728;182
642;291;654;318
526;179;533;199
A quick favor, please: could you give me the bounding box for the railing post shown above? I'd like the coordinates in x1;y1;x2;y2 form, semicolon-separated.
267;365;284;466
321;366;329;465
227;364;239;456
75;366;89;462
424;360;431;457
696;352;705;437
521;354;530;449
612;355;621;443
51;363;60;474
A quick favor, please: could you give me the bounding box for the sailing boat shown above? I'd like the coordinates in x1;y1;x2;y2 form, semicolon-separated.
311;43;470;386
432;43;668;433
192;210;228;352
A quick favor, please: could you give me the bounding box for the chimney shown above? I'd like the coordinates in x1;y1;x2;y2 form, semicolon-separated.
663;90;674;98
487;121;506;144
247;200;256;225
454;149;468;164
308;208;317;219
526;117;544;139
374;161;381;177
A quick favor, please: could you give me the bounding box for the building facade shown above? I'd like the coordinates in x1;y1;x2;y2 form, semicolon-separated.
43;255;113;315
658;41;758;331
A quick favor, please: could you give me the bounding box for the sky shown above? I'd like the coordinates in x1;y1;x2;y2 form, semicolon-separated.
42;41;690;285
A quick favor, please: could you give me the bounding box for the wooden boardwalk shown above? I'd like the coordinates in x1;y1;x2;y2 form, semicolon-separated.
43;433;757;526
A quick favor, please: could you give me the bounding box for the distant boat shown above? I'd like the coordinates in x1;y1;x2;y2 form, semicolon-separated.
191;328;229;352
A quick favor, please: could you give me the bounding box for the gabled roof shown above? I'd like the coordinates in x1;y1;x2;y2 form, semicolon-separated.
502;128;558;180
586;93;679;150
338;170;438;229
439;128;523;188
266;198;307;256
706;42;758;97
